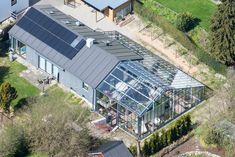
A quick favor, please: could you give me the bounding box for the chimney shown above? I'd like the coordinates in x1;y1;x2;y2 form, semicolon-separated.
86;38;95;48
75;21;81;26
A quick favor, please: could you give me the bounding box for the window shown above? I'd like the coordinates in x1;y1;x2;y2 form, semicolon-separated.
11;0;17;6
82;82;89;91
39;56;46;70
46;61;52;74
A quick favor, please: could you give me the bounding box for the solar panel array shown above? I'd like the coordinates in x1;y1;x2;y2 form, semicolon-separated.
75;39;86;50
17;7;85;60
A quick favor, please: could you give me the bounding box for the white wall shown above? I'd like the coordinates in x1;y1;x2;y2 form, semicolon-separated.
0;0;29;22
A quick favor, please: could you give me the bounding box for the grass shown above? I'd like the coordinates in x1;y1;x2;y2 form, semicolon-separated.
134;2;227;75
26;152;48;157
38;85;83;107
0;40;39;109
155;0;217;30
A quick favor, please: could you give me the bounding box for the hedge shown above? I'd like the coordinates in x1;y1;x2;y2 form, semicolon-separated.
134;1;226;75
129;114;192;157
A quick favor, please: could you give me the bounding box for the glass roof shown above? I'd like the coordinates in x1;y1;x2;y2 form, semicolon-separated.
97;61;166;115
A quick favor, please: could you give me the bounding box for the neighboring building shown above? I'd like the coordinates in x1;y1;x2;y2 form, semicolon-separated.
0;0;29;23
81;0;132;21
89;141;133;157
9;5;211;140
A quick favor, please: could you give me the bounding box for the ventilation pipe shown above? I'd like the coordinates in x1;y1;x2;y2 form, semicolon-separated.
86;38;95;48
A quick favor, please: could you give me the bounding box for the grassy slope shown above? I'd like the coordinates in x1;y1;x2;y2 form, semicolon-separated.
155;0;216;30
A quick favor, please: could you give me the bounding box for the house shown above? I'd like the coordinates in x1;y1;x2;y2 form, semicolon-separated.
9;5;211;140
80;0;132;21
0;0;29;23
89;141;133;157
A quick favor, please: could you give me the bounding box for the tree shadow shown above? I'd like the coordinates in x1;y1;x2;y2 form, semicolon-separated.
0;66;10;84
0;39;10;58
14;97;37;110
187;17;201;32
194;17;201;28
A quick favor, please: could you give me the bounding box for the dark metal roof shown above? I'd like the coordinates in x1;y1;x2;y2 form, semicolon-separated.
9;5;142;88
91;141;133;157
37;5;142;61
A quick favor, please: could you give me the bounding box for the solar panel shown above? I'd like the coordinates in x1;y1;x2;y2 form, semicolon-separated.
75;39;86;51
17;16;79;60
25;7;77;44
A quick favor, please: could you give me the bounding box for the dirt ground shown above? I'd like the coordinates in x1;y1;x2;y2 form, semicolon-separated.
162;136;225;157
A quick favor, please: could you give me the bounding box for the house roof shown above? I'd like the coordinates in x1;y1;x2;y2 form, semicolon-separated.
9;5;141;88
83;0;129;11
91;141;133;157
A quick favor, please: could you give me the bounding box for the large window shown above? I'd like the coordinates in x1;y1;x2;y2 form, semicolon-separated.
38;56;59;78
46;61;52;74
39;56;46;71
11;0;17;6
52;65;59;78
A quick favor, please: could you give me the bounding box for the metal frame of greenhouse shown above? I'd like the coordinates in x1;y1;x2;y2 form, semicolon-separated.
95;31;212;139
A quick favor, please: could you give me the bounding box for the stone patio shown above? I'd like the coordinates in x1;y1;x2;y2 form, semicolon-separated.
16;55;57;92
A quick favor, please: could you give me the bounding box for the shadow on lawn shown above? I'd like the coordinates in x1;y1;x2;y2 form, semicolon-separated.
186;17;201;32
14;97;38;110
0;66;10;84
0;39;10;58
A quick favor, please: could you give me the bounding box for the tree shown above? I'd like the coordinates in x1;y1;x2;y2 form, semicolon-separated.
0;82;17;112
142;140;151;157
25;99;100;157
176;12;197;32
0;124;28;157
210;0;235;65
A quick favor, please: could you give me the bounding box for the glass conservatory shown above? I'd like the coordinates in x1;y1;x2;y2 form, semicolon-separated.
95;31;211;139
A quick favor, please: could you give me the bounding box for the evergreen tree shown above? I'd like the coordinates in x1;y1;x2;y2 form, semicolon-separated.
0;82;17;112
143;140;151;157
210;0;235;65
160;129;168;147
171;125;178;142
184;114;192;132
166;129;173;145
153;133;160;152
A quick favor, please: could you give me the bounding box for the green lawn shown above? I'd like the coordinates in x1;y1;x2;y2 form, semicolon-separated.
0;41;39;108
38;85;83;107
155;0;217;30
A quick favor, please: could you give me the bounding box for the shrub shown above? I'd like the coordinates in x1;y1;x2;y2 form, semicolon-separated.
143;141;151;157
134;1;226;74
176;12;197;32
204;129;223;146
129;145;137;157
0;124;29;157
141;114;192;156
